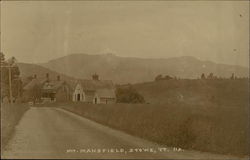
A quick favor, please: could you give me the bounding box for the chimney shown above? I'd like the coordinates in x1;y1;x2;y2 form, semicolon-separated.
92;73;99;81
33;74;37;79
57;75;61;81
46;73;49;82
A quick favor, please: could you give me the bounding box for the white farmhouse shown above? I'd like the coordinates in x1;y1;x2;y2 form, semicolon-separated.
72;74;116;104
72;83;85;102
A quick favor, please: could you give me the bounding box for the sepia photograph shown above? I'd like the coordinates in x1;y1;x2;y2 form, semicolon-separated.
0;0;249;159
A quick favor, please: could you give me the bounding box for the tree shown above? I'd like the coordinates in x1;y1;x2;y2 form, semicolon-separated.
7;56;17;66
230;73;235;80
155;74;163;81
155;74;173;81
164;75;173;80
201;73;206;79
116;85;145;103
0;52;5;63
207;73;214;79
0;53;22;102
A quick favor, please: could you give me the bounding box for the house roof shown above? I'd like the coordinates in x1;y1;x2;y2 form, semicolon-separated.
42;80;65;91
96;88;116;99
23;76;69;92
85;90;96;95
66;80;79;92
23;78;46;90
80;79;115;91
73;79;116;99
84;90;96;102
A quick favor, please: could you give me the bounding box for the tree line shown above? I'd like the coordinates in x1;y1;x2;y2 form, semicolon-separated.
154;73;248;81
200;73;246;80
0;52;22;103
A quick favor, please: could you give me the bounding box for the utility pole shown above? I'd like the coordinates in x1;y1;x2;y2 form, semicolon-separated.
1;64;15;104
8;64;13;104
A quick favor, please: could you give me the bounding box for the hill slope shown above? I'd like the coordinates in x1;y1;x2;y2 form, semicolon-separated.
40;54;249;84
17;63;77;84
133;79;249;107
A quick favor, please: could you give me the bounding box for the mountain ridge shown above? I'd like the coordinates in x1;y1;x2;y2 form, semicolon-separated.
17;63;78;85
46;53;249;68
31;53;249;84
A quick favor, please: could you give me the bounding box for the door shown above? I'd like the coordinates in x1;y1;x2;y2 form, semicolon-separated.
77;94;81;101
94;98;97;104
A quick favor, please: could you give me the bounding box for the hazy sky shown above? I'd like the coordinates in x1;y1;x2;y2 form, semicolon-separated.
1;1;249;67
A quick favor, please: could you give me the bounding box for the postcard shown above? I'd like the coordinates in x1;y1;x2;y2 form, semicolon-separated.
1;1;249;159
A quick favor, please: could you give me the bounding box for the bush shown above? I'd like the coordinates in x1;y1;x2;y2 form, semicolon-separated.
116;85;145;103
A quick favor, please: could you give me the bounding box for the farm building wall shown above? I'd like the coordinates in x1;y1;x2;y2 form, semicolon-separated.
55;85;71;102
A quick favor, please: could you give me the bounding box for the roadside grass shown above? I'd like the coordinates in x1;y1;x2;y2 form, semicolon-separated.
1;103;30;150
60;101;249;157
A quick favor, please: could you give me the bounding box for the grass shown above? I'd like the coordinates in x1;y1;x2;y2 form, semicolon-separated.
57;79;248;156
1;103;30;150
133;79;249;106
60;101;249;156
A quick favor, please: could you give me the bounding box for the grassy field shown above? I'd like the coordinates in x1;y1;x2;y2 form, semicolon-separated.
133;79;249;106
60;101;249;156
1;103;30;150
56;79;249;156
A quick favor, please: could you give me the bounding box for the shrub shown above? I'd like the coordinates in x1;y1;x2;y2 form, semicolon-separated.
116;85;145;103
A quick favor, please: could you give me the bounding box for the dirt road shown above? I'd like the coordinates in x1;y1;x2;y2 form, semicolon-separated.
1;107;245;159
